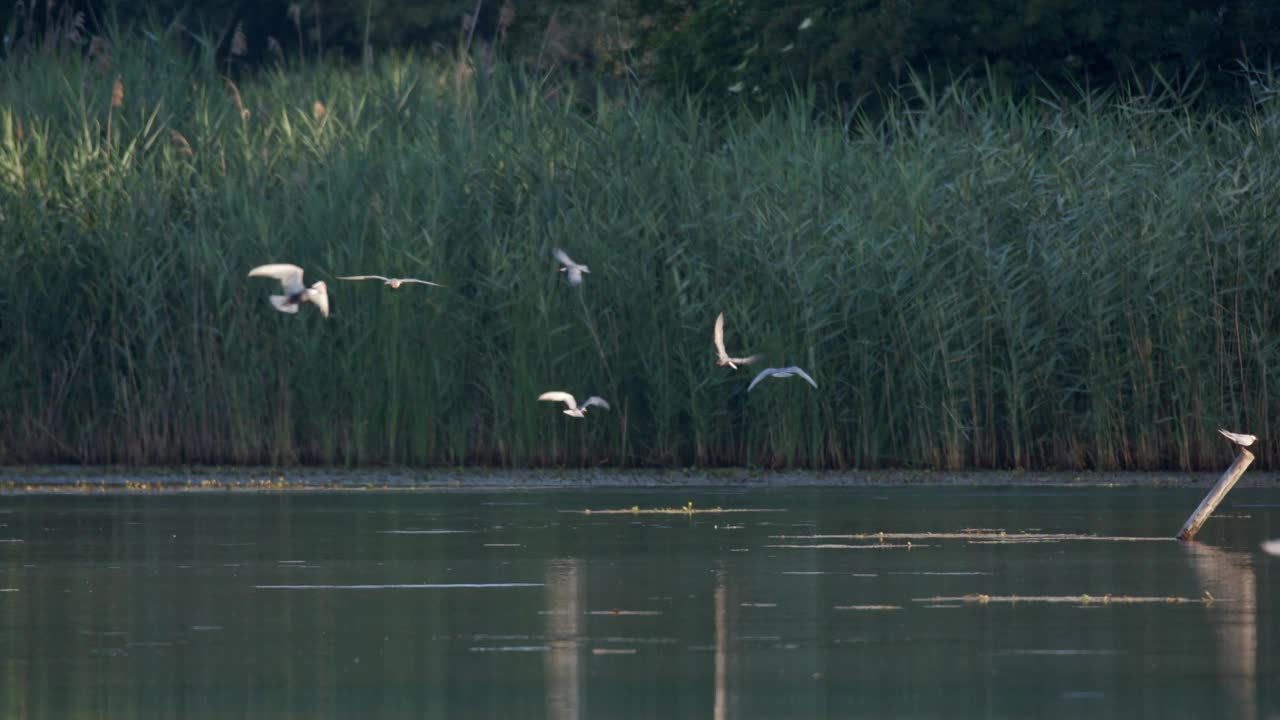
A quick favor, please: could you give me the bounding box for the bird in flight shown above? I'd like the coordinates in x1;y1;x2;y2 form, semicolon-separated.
1217;428;1257;447
336;275;443;289
247;263;329;318
747;366;818;392
713;312;762;369
553;248;590;286
538;391;610;418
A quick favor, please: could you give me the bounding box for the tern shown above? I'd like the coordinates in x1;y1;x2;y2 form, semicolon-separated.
747;366;818;392
1218;429;1257;447
247;263;329;318
336;275;443;289
538;391;610;418
552;248;589;286
714;312;762;369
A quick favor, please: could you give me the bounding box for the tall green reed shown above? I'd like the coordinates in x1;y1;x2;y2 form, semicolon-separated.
1;37;1278;470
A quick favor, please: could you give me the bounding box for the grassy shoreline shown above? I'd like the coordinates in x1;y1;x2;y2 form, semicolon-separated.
2;39;1279;471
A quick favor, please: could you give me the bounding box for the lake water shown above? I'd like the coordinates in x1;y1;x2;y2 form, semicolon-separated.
1;486;1278;718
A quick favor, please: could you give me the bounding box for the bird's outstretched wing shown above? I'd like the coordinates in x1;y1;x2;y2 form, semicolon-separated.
249;264;305;293
400;278;445;287
727;354;763;367
582;396;611;411
785;366;819;389
747;368;778;392
337;275;390;282
538;391;578;410
714;313;729;362
309;283;330;318
552;247;577;268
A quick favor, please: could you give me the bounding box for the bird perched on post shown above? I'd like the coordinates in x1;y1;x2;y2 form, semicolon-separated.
747;366;818;392
1217;429;1257;447
538;391;610;418
552;248;590;286
336;274;443;289
713;313;762;370
247;263;329;318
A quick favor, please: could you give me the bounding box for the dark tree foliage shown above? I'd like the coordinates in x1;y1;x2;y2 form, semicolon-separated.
5;1;1280;105
633;0;1280;105
2;1;599;66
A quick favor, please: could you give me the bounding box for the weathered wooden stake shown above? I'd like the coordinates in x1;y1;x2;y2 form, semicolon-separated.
1177;448;1254;541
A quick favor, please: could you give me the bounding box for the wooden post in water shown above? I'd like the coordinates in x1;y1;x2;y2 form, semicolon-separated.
1178;448;1254;541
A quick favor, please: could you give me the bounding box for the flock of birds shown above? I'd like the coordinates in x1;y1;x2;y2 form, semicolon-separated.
247;248;819;421
246;254;1280;554
243;256;1265;441
244;255;1260;436
245;255;1280;556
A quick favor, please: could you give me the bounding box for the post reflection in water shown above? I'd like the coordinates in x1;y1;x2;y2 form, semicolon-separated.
1185;543;1257;720
714;570;728;720
3;489;1280;718
544;558;584;720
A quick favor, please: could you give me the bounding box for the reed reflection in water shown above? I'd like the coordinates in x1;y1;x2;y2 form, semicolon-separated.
0;488;1278;718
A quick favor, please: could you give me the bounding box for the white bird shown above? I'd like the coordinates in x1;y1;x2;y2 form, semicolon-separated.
1218;428;1257;447
336;275;443;289
714;312;762;369
1262;539;1280;556
552;248;590;286
747;366;818;392
247;263;329;318
538;391;610;418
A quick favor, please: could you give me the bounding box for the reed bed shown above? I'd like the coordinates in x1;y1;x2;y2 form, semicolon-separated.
1;37;1278;470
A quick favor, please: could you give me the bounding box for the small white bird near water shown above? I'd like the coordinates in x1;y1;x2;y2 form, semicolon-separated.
337;275;443;289
1217;428;1257;447
538;391;610;418
248;263;329;318
714;312;762;369
747;366;818;392
553;248;590;286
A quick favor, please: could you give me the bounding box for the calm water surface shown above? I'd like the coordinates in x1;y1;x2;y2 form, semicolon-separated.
2;486;1279;719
